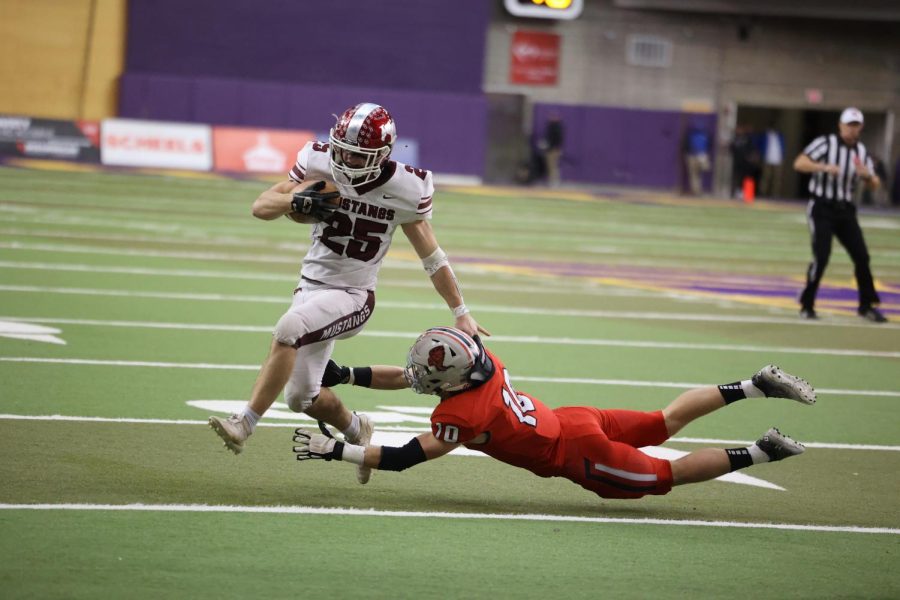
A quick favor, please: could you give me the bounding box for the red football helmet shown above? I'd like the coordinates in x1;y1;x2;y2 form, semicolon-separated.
329;103;396;185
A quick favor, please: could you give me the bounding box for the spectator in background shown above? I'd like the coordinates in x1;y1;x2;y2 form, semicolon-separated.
757;122;785;198
683;122;711;195
515;136;547;185
542;113;564;187
730;124;760;199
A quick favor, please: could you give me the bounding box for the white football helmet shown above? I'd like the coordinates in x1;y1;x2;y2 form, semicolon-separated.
405;327;493;395
329;102;396;185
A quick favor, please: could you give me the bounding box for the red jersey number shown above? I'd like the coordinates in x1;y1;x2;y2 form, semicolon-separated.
434;422;460;443
501;369;537;427
404;164;427;180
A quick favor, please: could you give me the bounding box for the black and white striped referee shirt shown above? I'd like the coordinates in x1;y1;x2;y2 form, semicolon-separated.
802;134;875;202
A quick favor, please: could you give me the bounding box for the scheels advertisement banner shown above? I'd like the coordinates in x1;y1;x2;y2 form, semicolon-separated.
101;118;213;170
0;115;100;162
2;115;416;176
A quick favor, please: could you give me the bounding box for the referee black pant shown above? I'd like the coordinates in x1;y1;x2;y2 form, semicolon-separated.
800;199;880;312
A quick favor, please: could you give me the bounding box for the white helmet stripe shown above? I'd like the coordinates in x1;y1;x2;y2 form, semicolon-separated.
428;330;474;363
344;103;380;143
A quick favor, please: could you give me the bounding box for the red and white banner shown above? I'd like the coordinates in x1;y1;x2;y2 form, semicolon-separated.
510;30;560;85
213;126;315;174
101;119;212;170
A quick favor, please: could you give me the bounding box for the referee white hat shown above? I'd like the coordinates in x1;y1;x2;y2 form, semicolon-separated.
839;107;864;124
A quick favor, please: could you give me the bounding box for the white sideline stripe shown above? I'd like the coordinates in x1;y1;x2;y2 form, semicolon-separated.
0;267;897;329
2;316;897;359
0;271;659;298
0;503;895;535
0;258;838;303
6;276;886;327
0;260;290;281
0;285;287;304
1;414;897;451
384;302;900;329
0;280;660;302
2;357;898;397
0;241;299;264
0;227;288;250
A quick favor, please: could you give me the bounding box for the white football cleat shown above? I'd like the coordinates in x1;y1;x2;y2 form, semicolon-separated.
346;412;374;484
208;413;252;455
752;365;816;405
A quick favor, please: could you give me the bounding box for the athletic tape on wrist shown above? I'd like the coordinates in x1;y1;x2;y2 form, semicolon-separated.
340;443;366;465
452;304;470;318
421;247;450;276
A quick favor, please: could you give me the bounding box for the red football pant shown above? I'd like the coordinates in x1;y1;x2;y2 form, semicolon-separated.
554;407;674;500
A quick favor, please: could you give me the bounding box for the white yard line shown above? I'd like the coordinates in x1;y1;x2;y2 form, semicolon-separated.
0;227;281;250
1;357;897;397
0;260;291;281
0;241;300;264
0;262;659;297
2;315;897;358
0;503;895;535
1;413;896;451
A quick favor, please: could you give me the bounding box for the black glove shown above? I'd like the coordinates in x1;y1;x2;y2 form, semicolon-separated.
291;181;341;221
321;359;351;387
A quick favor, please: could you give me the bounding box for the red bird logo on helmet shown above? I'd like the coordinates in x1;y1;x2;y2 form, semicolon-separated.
428;346;449;371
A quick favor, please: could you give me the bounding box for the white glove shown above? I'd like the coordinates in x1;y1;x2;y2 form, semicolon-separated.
293;428;341;461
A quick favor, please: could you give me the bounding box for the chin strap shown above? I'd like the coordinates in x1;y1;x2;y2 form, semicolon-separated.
467;335;495;389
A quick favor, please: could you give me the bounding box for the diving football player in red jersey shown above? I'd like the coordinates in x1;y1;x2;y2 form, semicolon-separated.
294;327;815;499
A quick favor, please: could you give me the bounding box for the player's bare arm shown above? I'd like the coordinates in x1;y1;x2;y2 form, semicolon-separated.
401;219;490;337
251;180;298;220
320;360;410;390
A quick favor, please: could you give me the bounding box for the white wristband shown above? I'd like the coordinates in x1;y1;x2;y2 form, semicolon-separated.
452;304;470;318
341;443;366;465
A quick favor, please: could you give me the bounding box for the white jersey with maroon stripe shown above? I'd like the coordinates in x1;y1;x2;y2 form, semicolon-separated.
288;140;433;290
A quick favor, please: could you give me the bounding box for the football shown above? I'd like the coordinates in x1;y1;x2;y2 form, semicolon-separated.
285;179;341;224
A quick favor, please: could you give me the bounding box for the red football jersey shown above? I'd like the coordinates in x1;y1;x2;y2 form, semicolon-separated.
430;350;562;477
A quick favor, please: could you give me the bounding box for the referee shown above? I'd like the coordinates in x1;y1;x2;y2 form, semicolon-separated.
793;107;887;323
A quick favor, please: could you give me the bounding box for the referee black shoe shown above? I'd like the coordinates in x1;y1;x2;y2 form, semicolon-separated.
799;308;818;320
858;307;888;323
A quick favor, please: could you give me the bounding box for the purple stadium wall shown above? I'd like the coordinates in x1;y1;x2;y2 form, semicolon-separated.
120;0;715;186
534;104;717;190
124;0;488;94
119;74;488;176
120;0;490;176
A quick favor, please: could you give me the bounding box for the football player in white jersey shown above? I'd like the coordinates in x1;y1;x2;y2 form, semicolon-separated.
209;103;488;484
